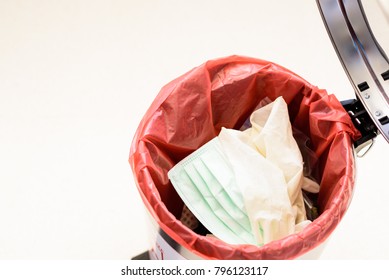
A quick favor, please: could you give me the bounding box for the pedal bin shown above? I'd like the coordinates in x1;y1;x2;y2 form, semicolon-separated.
129;0;389;259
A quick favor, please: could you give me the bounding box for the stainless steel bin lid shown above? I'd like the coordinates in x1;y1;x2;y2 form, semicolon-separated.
317;0;389;146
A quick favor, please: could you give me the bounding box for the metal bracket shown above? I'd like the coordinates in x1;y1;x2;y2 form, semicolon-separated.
341;98;378;149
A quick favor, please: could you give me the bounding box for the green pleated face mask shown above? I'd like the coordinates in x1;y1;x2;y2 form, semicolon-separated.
168;137;256;245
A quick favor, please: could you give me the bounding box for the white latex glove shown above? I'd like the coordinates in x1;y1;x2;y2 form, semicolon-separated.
218;96;316;244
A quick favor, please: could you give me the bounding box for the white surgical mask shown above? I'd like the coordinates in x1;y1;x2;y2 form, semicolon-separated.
169;137;255;245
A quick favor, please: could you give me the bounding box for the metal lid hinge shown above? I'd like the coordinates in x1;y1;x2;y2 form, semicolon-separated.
341;98;378;149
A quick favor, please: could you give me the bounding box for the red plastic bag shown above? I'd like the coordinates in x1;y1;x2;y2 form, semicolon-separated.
129;55;361;259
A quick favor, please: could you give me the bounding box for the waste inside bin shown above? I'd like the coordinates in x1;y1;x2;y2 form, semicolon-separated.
167;96;320;247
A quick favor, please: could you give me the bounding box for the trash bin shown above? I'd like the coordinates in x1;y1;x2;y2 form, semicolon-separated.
129;55;360;259
129;0;389;259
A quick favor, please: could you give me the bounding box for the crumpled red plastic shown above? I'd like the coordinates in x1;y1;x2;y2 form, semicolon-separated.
129;55;361;259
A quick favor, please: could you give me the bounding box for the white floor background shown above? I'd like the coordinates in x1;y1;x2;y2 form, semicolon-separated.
0;0;388;259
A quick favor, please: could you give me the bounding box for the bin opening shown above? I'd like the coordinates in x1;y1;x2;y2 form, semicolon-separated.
129;55;361;259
